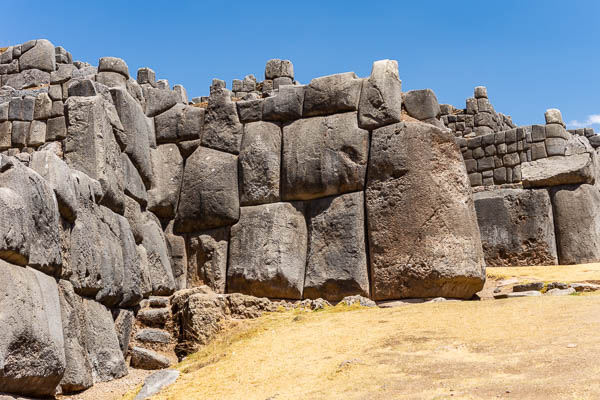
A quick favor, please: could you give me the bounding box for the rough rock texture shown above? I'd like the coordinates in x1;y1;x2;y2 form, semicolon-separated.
140;213;176;296
0;155;62;274
154;103;204;143
201;89;243;154
147;144;183;218
0;262;65;397
81;298;128;382
521;153;596;188
19;39;56;73
135;329;171;344
282;112;369;200
366;122;485;300
133;370;179;400
228;202;307;299
58;280;93;393
403;89;441;121
65;95;124;214
474;189;558;266
130;347;171;370
303;72;362;117
113;309;135;357
0;187;29;265
186;228;229;293
174;146;239;233
164;221;187;290
239;121;281;205
358;59;402;129
304;192;370;301
550;184;600;264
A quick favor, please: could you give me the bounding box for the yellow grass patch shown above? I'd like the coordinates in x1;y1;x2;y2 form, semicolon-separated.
487;262;600;284
132;296;600;400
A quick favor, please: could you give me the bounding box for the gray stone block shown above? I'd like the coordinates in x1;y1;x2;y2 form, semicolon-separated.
545;137;566;156
474;86;488;98
358;59;402;130
186;227;229;293
545;108;564;126
403;89;441;120
503;152;520;167
137;67;156;86
154;103;204;143
147;144;183;218
237;98;263;123
201;89;243;154
264;59;294;79
303;72;362;117
19;39;56;73
522;153;595;188
9;97;35;121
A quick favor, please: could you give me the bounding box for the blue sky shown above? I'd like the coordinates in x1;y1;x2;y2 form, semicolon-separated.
2;1;598;129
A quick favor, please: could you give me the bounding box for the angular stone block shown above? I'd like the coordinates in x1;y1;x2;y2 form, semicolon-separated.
147;144;183;218
122;153;148;207
282;112;369;200
545;108;564;126
0;263;65;397
228;202;307;299
265;59;294;79
174;146;239;233
141;212;177;296
19;39;56;72
403;89;441;120
144;86;179;117
551;184;600;264
262;85;304;122
239;121;281;206
366;122;485;300
521;153;595;188
304;192;369;301
200;89;243;154
303;72;362;117
474;189;558;266
154;103;204;143
186;227;229;293
358;59;402;130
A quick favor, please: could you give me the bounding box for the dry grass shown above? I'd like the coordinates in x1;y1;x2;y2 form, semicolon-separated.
487;262;600;284
0;47;8;54
190;102;208;108
128;294;600;400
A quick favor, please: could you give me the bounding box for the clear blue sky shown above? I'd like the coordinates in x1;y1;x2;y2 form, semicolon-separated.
2;1;598;129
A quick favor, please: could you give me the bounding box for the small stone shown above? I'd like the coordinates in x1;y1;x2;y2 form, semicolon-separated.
513;282;544;292
135;328;171;344
545;108;564;126
130;347;171;370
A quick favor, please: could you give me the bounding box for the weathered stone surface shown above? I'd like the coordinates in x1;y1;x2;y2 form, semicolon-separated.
0;188;29;265
30;150;78;222
186;228;229;293
68;79;97;97
513;282;544;292
137;67;156;86
8;97;35;121
236;98;263;123
122;153;148;206
366;122;485;300
304;192;369;301
303;72;362;117
228;202;307;299
65;95;124;214
98;57;129;78
97;72;127;89
474;189;558;266
133;370;179;400
81;298;128;382
239;121;281;206
57;280;93;393
265;59;294;79
0;263;65;397
545;108;564;126
141;212;177;296
11;121;29;147
33;92;52;120
0;155;61;274
164;221;187;290
521;153;596;188
144;87;179;117
282;112;369;200
110;88;153;187
19;39;56;72
113;309;135;357
137;308;170;327
550;184;600;264
262;85;304;122
5;70;51;91
154;103;204;143
174;146;239;233
201;89;243;154
358;59;402;129
131;347;171;370
118;213;147;307
134;329;171;344
403;89;441;120
147;144;183;218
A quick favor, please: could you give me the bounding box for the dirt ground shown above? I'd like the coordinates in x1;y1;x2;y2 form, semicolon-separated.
112;264;600;400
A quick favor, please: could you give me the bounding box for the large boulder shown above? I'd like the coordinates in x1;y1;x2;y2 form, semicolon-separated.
474;189;558;266
144;87;179;117
58;280;93;393
81;298;128;382
0;155;62;275
154;103;204;143
304;192;369;301
19;39;56;73
0;262;65;397
65;95;125;214
164;221;187;290
550;184;600;264
0;188;29;266
228;202;307;299
238;121;282;205
358;59;402;130
147;144;183;218
174;146;239;233
302;72;362;117
109;87;153;187
186;227;229;293
282;112;369;200
521;153;596;188
366;122;485;300
403;89;441;121
117;213;147;307
121;153;148;206
201;89;243;154
140;212;177;295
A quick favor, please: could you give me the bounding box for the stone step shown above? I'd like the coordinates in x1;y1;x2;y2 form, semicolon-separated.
137;307;170;327
135;328;171;344
131;347;171;370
